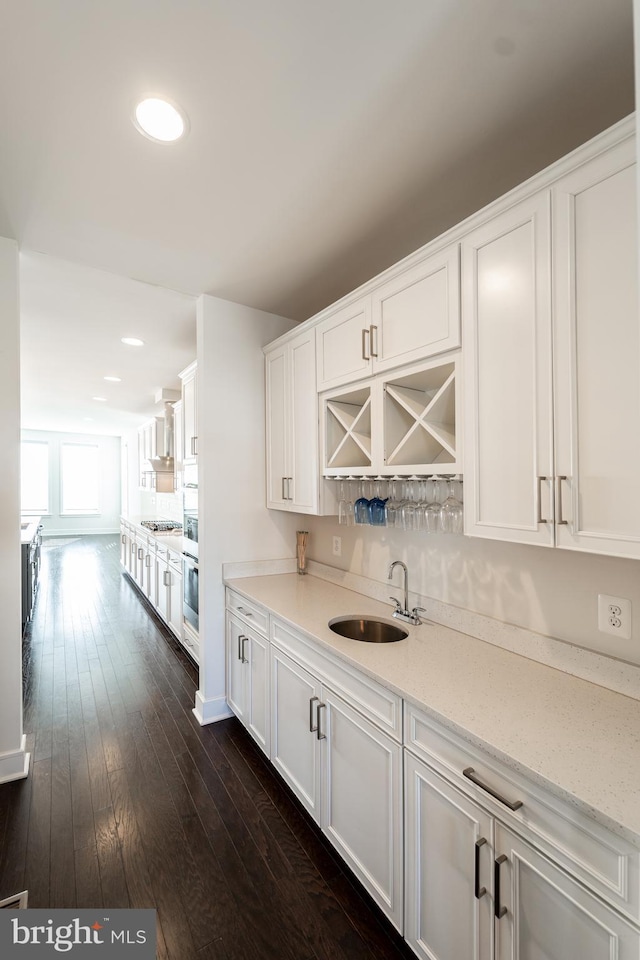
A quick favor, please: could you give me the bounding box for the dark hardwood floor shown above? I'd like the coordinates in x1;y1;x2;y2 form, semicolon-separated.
0;534;415;960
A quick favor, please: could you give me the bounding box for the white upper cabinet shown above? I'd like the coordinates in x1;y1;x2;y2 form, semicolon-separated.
315;296;372;391
463;122;639;556
180;361;197;465
371;243;460;373
265;328;319;513
552;138;640;558
315;244;460;391
462;192;554;546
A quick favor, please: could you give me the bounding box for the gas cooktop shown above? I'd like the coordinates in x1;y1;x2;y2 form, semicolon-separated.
140;520;183;532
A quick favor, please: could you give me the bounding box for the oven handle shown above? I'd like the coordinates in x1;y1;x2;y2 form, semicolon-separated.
182;553;198;571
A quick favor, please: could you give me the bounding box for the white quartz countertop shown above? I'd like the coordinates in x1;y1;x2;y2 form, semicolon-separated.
20;517;41;545
225;572;640;845
122;516;188;555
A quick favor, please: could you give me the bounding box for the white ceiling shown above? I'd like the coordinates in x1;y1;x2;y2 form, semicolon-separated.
0;0;634;436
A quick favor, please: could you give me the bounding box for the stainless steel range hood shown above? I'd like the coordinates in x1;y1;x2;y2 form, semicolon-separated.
149;399;176;473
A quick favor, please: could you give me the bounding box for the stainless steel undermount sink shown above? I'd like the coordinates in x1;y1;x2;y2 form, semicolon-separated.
328;616;408;643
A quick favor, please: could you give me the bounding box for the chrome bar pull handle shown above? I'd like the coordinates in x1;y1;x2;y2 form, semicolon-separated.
494;855;508;918
145;554;151;568
163;570;171;587
556;476;569;525
369;324;378;357
137;547;144;559
474;838;487;899
240;635;248;664
361;327;370;361
536;476;549;524
463;768;523;811
282;476;286;500
316;702;327;740
237;633;244;661
237;606;253;618
309;695;319;732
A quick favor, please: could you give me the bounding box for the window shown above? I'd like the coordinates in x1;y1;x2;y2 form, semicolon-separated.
61;443;101;515
21;441;50;514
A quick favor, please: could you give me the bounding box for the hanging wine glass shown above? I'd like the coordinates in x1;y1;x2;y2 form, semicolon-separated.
401;477;420;531
355;477;371;524
440;476;464;534
369;477;388;526
337;478;349;525
345;477;356;526
385;477;401;527
424;476;442;533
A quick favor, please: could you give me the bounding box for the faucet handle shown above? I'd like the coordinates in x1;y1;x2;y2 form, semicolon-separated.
411;606;426;623
389;596;403;612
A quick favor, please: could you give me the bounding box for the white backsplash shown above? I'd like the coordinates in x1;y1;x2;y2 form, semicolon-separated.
139;489;183;523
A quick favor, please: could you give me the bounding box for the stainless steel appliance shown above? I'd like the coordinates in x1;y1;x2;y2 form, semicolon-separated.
183;551;199;631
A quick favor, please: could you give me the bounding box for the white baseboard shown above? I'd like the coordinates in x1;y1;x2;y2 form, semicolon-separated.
193;690;234;726
0;735;30;783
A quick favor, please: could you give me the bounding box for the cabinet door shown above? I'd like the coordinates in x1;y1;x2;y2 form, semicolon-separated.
494;824;640;960
553;138;640;558
226;615;248;723
166;559;183;640
405;754;493;960
173;400;183;487
182;370;197;463
462;192;554;546
322;689;403;930
247;632;270;755
134;539;146;589
155;548;168;621
270;646;322;821
316;296;372;391
372;244;460;373
265;344;289;509
143;550;154;603
120;528;128;567
289;331;319;513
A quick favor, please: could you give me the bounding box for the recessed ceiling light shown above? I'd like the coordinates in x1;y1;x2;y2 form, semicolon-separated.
104;376;122;382
133;97;188;143
121;337;144;347
92;397;107;402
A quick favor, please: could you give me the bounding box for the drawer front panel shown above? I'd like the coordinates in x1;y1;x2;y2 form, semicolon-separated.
272;618;401;740
226;589;269;637
405;704;639;922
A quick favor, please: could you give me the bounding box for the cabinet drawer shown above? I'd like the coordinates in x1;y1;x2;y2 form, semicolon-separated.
405;704;640;923
272;618;402;741
182;628;199;663
226;589;268;637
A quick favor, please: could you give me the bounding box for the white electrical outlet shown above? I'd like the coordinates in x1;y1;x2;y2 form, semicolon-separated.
597;594;632;640
332;535;342;557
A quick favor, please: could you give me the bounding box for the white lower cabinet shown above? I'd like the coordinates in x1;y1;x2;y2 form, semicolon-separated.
321;686;403;929
404;703;640;960
269;642;403;930
224;590;640;955
165;552;183;641
226;613;270;755
120;522;190;654
494;825;639;960
270;644;322;818
405;753;493;960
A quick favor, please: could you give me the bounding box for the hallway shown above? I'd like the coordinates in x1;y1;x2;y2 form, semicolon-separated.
0;535;413;959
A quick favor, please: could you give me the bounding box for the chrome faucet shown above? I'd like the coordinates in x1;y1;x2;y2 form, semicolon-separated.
387;560;425;625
